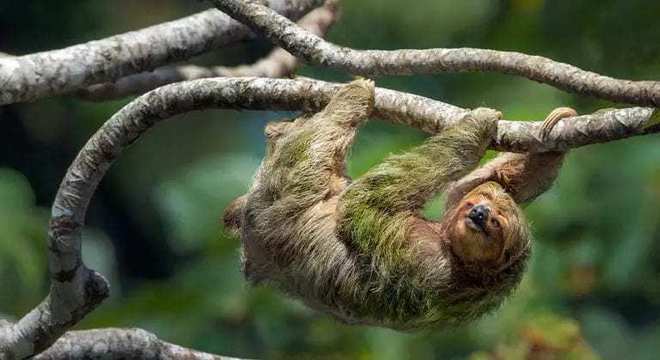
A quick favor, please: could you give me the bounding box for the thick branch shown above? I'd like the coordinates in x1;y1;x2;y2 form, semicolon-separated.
17;79;660;230
0;224;109;359
0;0;323;105
210;0;660;107
34;328;240;360
78;1;340;101
0;77;654;358
495;108;658;152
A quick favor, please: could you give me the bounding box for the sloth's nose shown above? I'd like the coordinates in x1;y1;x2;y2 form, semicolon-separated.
468;204;490;228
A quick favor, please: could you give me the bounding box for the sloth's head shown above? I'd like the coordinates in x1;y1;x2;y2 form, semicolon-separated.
448;181;530;271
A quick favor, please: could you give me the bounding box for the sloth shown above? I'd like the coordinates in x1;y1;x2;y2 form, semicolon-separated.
224;80;575;330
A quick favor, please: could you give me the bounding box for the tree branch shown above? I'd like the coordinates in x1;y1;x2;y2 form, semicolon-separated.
0;0;655;356
33;328;241;360
0;0;324;105
0;77;655;358
77;0;340;101
209;0;660;107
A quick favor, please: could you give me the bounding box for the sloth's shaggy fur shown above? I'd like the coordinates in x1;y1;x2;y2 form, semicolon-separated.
224;80;568;329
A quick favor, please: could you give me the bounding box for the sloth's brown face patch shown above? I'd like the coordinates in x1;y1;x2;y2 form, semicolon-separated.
449;182;525;267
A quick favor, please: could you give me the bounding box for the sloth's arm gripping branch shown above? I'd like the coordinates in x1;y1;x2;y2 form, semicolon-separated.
342;109;498;213
1;77;656;358
338;109;499;257
446;108;578;208
445;152;565;209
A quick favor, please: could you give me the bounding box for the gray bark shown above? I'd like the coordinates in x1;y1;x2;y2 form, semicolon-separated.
0;0;657;353
209;0;660;107
34;329;242;360
78;1;339;101
0;0;324;105
0;77;655;358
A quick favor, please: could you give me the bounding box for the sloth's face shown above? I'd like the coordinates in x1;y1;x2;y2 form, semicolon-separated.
449;182;527;266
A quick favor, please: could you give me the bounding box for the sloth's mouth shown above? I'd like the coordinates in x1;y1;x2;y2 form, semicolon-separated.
465;217;487;234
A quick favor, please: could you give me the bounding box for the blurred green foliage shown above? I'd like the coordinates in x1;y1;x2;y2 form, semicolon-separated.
1;0;659;358
0;169;47;315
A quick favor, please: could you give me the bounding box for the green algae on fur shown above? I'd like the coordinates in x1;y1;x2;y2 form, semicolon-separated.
222;79;557;330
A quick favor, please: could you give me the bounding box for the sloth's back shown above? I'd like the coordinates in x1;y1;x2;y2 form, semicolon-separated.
239;194;455;329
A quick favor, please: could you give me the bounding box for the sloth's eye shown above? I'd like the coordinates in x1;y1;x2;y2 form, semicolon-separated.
464;202;474;209
491;218;501;228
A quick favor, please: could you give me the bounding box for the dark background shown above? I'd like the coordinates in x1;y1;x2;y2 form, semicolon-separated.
1;0;659;358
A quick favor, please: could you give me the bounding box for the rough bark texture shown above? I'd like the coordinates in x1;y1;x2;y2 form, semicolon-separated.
33;329;241;360
1;0;656;357
78;1;339;101
0;77;655;358
0;0;324;105
210;0;660;107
